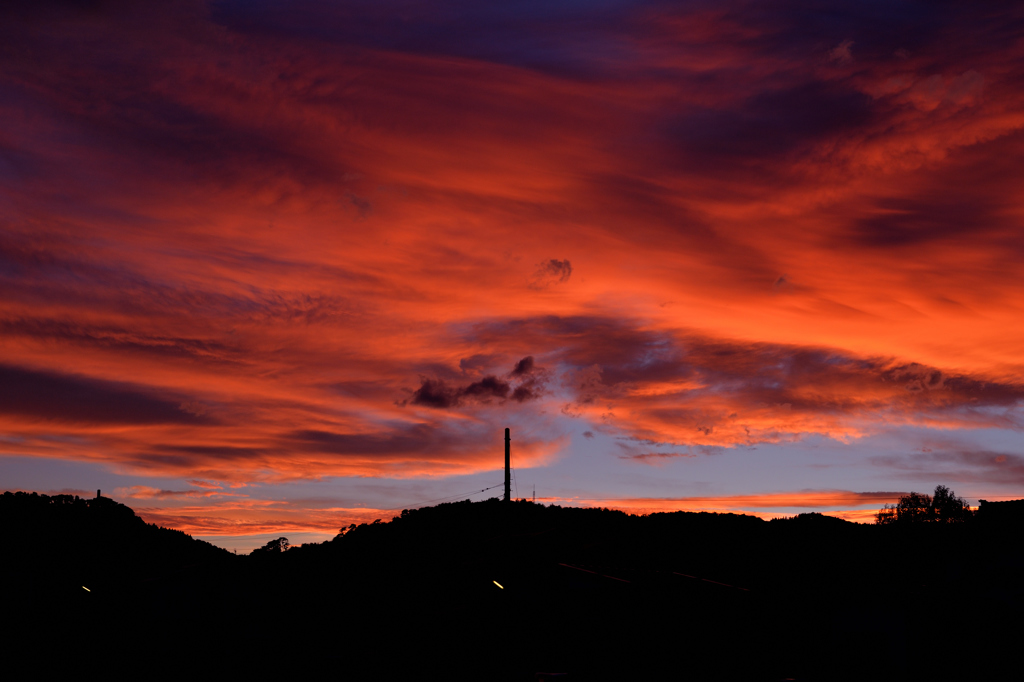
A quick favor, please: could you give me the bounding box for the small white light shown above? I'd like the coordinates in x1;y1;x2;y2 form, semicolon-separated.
493;581;504;589
82;586;91;592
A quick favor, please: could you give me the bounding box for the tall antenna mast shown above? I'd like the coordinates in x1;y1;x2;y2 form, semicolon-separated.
504;427;511;503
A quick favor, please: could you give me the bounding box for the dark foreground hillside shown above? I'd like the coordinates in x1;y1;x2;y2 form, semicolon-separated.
6;492;1023;680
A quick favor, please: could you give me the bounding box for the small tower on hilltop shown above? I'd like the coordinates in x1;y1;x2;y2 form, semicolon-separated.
504;427;511;503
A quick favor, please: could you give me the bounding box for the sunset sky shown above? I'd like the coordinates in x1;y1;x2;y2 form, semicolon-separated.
3;0;1024;551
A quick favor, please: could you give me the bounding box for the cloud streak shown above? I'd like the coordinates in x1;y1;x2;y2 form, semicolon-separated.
544;490;910;523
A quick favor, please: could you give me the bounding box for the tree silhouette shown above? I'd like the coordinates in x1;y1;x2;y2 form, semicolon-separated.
876;485;972;524
931;485;973;523
251;536;290;555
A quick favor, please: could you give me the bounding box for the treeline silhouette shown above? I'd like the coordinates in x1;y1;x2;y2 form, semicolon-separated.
3;491;230;593
5;490;1023;680
876;485;974;524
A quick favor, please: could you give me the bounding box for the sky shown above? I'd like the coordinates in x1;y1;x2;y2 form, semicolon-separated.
3;0;1024;552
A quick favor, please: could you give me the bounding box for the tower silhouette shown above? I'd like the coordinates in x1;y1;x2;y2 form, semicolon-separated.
504;427;511;502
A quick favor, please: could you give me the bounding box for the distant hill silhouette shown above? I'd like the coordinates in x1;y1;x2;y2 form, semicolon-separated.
6;492;1022;679
3;491;235;671
4;490;230;578
4;490;230;566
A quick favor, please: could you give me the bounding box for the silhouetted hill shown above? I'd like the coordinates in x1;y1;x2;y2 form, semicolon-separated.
7;493;1023;680
3;491;234;654
241;498;1024;680
4;491;230;577
3;491;231;570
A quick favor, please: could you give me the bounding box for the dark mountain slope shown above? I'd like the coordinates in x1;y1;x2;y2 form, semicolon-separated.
5;493;1022;680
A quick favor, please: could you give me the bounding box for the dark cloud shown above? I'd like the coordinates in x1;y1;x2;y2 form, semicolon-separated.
772;275;793;292
470;316;687;386
510;355;535;377
466;315;1024;442
511;384;539;402
406;356;545;409
667;82;874;165
0;363;213;425
529;259;572;289
851;195;1010;248
408;378;461;409
460;376;512;400
508;355;546;403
